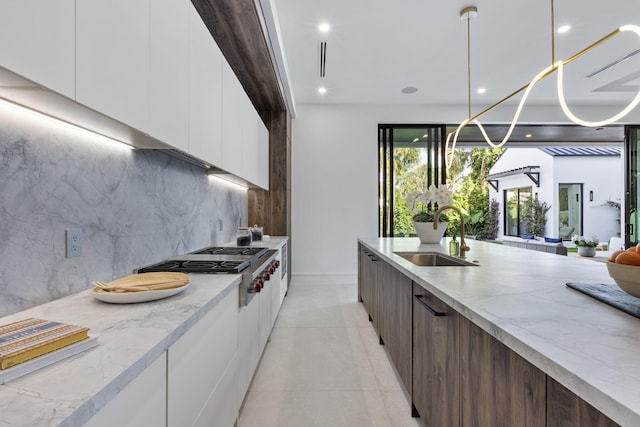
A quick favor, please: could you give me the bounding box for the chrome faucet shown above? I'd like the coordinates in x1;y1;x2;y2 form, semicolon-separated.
433;205;470;259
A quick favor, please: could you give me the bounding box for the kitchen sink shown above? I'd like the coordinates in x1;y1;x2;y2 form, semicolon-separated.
394;252;478;267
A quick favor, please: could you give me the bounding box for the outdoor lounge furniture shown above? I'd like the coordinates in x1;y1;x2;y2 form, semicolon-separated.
608;237;624;251
501;236;568;255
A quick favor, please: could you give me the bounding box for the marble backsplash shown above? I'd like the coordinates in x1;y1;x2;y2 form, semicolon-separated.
0;103;247;317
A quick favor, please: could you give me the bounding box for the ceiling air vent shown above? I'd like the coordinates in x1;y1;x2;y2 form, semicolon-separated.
586;48;640;78
319;41;327;77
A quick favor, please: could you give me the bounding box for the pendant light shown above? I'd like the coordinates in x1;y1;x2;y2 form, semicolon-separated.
445;1;640;168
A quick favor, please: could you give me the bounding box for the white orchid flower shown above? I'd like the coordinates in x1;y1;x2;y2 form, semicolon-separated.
406;182;455;214
406;191;421;214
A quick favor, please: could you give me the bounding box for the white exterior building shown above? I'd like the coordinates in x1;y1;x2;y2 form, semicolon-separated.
488;147;623;245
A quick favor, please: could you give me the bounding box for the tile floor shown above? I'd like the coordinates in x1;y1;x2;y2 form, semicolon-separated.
238;278;423;427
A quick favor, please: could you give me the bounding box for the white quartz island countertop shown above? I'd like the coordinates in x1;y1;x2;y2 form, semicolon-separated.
358;237;640;427
0;273;240;427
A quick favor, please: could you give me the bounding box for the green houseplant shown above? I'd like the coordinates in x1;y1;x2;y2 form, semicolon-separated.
522;197;550;237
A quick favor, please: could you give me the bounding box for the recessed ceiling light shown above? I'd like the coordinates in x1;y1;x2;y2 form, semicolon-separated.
557;25;571;34
318;87;327;94
477;87;486;94
525;133;533;138
413;138;419;142
422;134;429;138
401;86;418;94
319;23;330;33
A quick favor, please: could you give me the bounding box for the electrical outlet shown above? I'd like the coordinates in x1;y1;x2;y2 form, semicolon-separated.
66;228;82;258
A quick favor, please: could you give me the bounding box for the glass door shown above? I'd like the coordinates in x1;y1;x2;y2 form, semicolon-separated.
626;126;640;246
379;124;446;237
504;187;532;236
558;184;582;240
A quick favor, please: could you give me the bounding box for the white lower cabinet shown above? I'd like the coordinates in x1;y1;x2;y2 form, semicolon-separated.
84;352;167;427
258;281;272;351
167;286;239;427
279;246;288;305
85;266;287;427
238;294;261;405
192;355;239;427
269;262;282;328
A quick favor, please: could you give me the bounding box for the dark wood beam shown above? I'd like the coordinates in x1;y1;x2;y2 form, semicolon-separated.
191;0;287;123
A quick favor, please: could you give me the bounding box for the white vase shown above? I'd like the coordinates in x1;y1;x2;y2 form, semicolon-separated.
578;246;596;257
413;221;448;244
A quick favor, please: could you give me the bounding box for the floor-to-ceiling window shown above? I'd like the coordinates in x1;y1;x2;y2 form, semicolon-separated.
504;187;532;236
379;124;446;237
626;126;640;246
558;183;583;240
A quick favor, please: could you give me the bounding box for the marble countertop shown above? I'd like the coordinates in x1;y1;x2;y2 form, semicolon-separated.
0;273;241;427
358;237;640;427
223;236;288;250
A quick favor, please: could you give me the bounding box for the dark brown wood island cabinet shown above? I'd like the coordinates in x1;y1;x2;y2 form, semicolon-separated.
357;243;621;427
547;378;619;427
378;262;412;392
358;244;412;391
412;282;461;426
460;315;546;427
358;247;379;325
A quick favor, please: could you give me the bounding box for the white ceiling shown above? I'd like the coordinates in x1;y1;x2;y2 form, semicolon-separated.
270;0;640;114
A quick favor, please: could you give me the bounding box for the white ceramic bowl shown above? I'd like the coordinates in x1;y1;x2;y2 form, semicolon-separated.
606;261;640;298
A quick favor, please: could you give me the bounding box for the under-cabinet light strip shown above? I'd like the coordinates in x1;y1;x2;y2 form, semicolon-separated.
208;174;249;190
0;97;134;151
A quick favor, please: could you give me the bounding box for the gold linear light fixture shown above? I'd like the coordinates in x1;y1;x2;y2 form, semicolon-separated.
445;1;640;168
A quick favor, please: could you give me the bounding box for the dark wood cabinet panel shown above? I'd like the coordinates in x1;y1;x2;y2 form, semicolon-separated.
547;378;619;427
412;282;461;426
358;249;621;427
358;246;380;330
378;264;412;392
461;317;546;427
358;246;412;393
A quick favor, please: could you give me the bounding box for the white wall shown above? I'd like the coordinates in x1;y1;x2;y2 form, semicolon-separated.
292;104;463;278
291;103;638;277
554;155;623;243
489;148;555;237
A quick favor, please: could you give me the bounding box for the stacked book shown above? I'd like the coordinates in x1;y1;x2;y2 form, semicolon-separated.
0;318;97;384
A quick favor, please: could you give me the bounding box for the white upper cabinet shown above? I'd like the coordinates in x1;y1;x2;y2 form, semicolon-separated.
241;95;259;185
0;0;75;98
222;62;244;176
223;61;270;189
188;6;223;164
167;287;239;427
258;119;270;189
149;0;189;151
76;0;150;132
2;0;268;186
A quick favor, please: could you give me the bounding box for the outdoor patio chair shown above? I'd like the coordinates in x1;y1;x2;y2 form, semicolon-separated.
608;237;624;251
